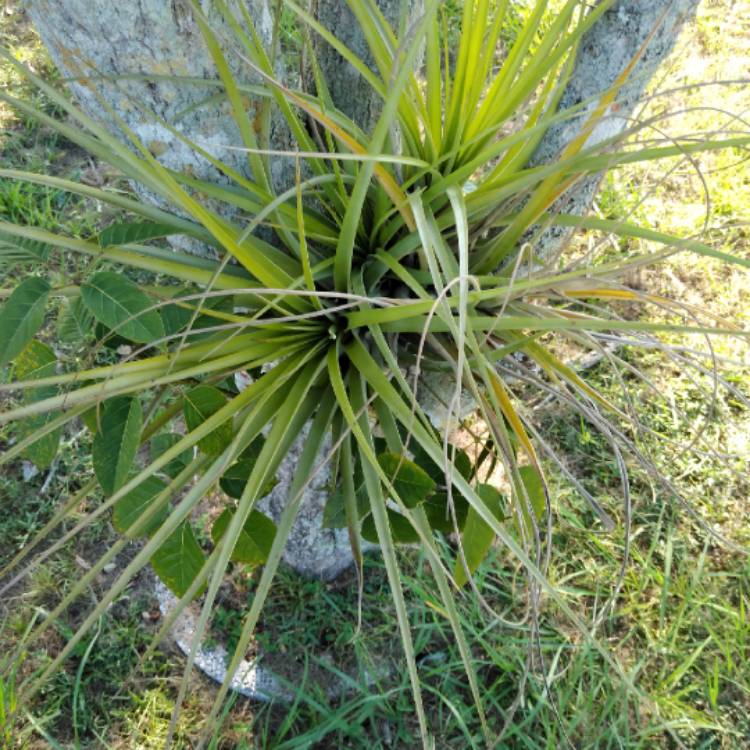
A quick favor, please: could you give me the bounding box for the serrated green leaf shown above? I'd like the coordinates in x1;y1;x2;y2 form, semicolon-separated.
151;521;206;598
322;482;369;529
113;476;169;538
149;433;193;479
0;241;37;267
454;484;506;588
80;271;164;344
410;441;472;485
161;291;193;337
183;385;232;456
12;339;61;468
377;452;436;508
98;221;178;247
361;509;420;545
18;426;58;470
0;276;50;367
56;296;94;344
92;396;143;495
211;508;276;565
81;406;99;434
93;320;135;348
423;491;469;534
218;459;277;499
238;434;265;462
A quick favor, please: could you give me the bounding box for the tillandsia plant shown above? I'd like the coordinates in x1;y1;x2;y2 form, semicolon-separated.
0;0;749;745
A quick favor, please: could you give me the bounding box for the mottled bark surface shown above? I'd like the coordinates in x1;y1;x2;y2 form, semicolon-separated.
312;0;420;131
530;0;700;257
26;0;281;191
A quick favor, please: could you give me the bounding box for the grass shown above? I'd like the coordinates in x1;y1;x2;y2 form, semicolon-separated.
0;0;749;748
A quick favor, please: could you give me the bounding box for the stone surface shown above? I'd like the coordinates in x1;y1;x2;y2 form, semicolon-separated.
154;577;292;702
25;0;419;228
414;367;476;433
154;574;388;703
28;0;700;255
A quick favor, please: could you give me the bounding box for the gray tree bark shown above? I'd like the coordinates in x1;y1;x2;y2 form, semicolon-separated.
529;0;701;257
26;0;699;581
312;0;410;131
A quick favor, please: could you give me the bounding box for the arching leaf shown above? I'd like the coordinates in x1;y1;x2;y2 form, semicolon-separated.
190;294;236;341
92;396;143;495
160;290;193;337
211;508;277;565
0;276;50;367
80;271;164;344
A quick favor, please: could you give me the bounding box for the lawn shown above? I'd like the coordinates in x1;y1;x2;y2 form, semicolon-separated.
1;1;748;748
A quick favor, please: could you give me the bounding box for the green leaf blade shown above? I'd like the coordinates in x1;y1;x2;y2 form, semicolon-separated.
113;475;170;539
453;484;506;588
56;296;94;344
211;508;276;566
218;459;277;500
12;339;61;468
516;465;545;535
92;396;143;495
377;452;436;508
361;509;420;545
0;276;51;367
98;221;178;247
151;521;206;598
149;433;193;479
80;271;164;344
183;385;233;456
423;492;469;535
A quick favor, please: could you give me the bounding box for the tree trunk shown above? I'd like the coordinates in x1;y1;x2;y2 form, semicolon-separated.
530;0;700;258
26;0;698;580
